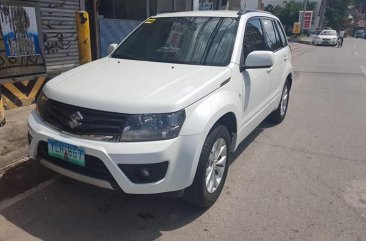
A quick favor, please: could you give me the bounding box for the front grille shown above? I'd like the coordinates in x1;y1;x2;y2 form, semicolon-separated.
37;141;119;188
38;98;127;141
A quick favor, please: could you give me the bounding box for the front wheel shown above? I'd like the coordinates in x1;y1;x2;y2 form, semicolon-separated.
268;81;290;124
183;124;231;208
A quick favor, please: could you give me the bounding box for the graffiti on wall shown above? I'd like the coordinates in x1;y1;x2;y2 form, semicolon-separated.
0;5;41;56
38;0;79;66
44;32;75;54
0;2;46;80
42;0;74;55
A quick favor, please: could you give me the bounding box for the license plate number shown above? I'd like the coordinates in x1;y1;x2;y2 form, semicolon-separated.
48;139;85;167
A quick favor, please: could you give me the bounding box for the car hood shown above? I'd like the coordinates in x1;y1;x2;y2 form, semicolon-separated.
43;58;232;113
319;35;337;39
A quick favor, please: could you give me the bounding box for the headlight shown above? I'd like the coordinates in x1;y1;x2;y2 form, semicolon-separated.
36;92;48;118
121;110;185;142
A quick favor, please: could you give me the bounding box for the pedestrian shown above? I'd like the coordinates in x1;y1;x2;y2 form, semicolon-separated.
338;30;345;47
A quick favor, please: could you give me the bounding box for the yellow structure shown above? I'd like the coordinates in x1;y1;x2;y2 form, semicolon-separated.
293;22;301;34
76;11;92;65
1;77;46;110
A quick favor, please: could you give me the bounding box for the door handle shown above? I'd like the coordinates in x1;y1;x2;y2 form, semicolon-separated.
284;55;288;61
267;67;273;73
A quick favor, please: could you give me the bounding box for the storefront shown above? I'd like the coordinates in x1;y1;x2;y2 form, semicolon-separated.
0;0;82;112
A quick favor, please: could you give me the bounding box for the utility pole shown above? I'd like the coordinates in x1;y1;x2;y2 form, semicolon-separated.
146;0;150;18
257;0;264;10
300;0;308;34
318;0;325;29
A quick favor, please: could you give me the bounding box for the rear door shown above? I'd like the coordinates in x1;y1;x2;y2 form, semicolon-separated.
272;19;291;96
261;18;289;98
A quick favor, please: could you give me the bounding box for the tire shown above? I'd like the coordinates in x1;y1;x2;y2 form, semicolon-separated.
183;124;231;208
268;81;290;124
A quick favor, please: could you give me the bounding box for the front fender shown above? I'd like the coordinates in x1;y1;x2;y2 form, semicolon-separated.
180;88;240;136
179;88;241;184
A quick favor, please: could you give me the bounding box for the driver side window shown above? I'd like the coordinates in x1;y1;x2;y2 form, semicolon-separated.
242;18;266;61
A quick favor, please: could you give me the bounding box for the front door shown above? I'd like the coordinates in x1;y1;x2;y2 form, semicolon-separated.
240;18;272;128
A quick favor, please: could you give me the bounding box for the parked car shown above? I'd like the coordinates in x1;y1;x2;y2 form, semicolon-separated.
308;30;321;38
28;10;293;208
312;29;338;46
355;30;365;38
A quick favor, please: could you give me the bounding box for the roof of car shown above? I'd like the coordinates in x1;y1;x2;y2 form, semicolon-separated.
155;10;272;18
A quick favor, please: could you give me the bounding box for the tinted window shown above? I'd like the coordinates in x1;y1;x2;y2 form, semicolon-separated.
275;20;287;47
112;17;239;66
320;30;337;36
243;18;266;60
262;19;282;51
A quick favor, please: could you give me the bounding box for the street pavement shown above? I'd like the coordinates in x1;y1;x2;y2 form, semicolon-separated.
0;38;366;241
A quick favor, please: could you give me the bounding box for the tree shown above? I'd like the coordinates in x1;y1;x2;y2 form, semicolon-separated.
264;0;317;33
325;0;352;30
353;0;366;5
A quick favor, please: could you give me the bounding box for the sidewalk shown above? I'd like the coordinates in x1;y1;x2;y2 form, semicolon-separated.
0;105;33;170
0;105;54;201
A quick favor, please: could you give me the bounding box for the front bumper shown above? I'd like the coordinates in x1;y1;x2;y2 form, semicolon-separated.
28;111;205;194
314;39;337;45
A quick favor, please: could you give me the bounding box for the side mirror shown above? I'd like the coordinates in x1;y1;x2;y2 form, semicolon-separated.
242;51;274;71
107;43;118;55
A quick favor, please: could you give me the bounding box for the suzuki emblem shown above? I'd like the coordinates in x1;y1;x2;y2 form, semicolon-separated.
68;111;83;129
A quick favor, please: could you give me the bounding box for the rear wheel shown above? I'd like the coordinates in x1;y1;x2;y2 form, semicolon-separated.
183;124;230;208
268;81;290;124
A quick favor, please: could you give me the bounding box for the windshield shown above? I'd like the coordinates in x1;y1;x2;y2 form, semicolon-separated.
111;17;239;66
320;30;337;36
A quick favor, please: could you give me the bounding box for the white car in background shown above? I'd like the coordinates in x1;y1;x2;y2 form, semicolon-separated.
312;29;338;46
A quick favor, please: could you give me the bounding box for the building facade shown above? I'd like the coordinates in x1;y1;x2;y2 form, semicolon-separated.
0;0;83;111
193;0;326;30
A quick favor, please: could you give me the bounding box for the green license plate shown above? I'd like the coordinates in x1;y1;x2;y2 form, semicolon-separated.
48;139;85;167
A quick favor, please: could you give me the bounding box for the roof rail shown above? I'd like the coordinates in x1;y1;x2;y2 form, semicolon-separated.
237;9;270;15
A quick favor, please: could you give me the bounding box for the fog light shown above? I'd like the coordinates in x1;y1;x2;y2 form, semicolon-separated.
27;132;33;145
118;161;169;184
140;168;150;179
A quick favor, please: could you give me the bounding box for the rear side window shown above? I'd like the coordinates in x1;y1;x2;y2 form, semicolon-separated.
274;20;287;47
243;18;266;60
262;19;282;51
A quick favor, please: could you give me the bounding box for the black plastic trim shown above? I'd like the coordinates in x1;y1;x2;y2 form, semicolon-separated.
37;141;121;189
118;161;169;184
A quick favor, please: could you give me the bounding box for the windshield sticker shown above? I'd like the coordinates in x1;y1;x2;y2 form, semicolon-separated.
145;18;156;24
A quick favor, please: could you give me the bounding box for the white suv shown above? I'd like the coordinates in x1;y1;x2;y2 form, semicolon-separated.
28;10;293;207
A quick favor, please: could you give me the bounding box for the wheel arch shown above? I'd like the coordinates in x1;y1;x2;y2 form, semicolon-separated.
287;73;293;90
